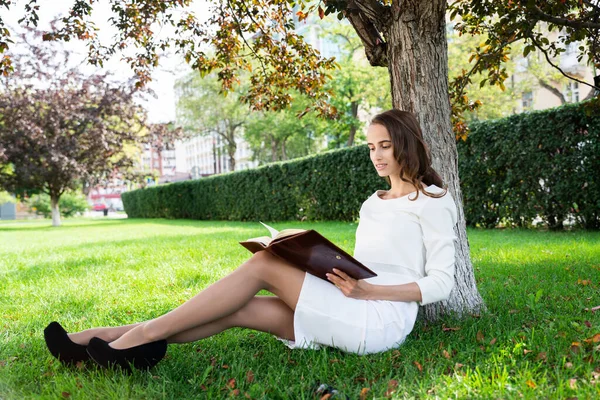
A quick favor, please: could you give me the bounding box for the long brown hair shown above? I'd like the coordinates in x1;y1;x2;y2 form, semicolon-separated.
371;109;447;200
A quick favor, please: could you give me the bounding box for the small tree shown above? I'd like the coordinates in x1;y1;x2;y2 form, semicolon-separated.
0;29;146;227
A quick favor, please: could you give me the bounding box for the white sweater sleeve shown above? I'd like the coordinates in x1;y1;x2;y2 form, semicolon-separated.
414;193;458;305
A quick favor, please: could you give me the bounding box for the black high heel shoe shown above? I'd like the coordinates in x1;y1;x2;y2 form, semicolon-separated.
86;337;167;372
43;321;90;364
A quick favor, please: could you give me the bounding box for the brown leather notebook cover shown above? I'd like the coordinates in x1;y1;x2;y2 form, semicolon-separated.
240;230;377;282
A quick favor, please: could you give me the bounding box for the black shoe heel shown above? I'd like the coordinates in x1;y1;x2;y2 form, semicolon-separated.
86;337;167;372
43;321;90;364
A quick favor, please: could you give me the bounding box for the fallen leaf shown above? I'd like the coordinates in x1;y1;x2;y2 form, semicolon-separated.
565;362;573;369
476;331;484;342
354;376;367;383
455;363;464;369
330;358;340;363
577;279;590;286
569;378;577;389
584;333;600;344
536;352;547;362
387;379;399;390
246;370;254;383
227;378;236;389
320;394;332;400
61;392;71;399
200;385;208;391
442;350;451;359
442;325;460;332
244;393;251;399
230;389;240;397
584;321;592;328
222;364;229;369
490;338;497;345
523;349;533;355
525;379;536;388
570;342;581;353
359;387;370;400
413;361;423;372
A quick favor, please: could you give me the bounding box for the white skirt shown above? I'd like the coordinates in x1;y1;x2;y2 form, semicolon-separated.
276;268;419;355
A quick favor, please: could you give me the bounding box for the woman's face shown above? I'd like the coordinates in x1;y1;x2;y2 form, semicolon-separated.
366;123;401;178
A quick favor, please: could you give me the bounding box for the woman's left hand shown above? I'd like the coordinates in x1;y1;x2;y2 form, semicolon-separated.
326;268;373;300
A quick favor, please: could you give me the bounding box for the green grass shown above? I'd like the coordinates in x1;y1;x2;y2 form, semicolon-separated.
0;218;599;399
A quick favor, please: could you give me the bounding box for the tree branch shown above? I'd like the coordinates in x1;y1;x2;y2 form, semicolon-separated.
344;0;390;67
529;5;600;30
529;35;600;92
537;78;566;104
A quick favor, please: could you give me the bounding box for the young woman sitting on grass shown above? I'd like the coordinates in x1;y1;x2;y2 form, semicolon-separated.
44;109;458;372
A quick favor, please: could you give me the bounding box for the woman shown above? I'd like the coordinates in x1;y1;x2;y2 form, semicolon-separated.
44;109;458;371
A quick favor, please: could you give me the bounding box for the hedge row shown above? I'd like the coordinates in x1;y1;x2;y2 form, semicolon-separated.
122;146;384;222
457;101;599;230
123;101;599;229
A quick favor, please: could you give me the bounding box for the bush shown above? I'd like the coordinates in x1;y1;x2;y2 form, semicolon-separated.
27;191;90;218
457;100;600;230
0;191;16;204
123;146;386;222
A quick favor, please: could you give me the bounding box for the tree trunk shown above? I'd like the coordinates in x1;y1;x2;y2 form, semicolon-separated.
50;195;61;227
347;101;359;147
281;140;287;160
387;0;485;319
271;137;278;162
225;129;237;172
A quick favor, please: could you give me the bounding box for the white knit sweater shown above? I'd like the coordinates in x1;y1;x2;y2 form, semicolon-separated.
354;184;458;305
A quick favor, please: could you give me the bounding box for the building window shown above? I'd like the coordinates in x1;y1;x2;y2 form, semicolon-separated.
564;81;580;102
522;91;533;110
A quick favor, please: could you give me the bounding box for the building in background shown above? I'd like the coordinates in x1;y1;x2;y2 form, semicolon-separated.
175;133;258;178
511;37;596;113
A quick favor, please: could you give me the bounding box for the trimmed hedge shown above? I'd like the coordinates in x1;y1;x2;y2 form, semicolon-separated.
123;101;599;229
457;101;600;230
122;146;385;222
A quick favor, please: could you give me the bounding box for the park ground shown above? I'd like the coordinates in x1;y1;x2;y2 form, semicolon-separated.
0;218;599;399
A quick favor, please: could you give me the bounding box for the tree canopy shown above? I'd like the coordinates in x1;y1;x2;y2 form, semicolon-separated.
2;1;597;136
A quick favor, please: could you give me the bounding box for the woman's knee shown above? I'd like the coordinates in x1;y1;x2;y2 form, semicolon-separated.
241;251;277;277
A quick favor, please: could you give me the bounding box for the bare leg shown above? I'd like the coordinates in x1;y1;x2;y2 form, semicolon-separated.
68;295;295;345
108;251;305;349
68;323;142;346
167;296;295;343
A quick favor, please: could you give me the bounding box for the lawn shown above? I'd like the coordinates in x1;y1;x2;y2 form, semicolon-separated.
0;218;599;399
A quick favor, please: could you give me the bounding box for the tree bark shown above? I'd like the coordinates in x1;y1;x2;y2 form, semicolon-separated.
386;0;485;319
50;195;61;227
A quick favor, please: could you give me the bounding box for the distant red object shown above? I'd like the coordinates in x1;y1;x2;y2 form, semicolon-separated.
93;203;107;211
